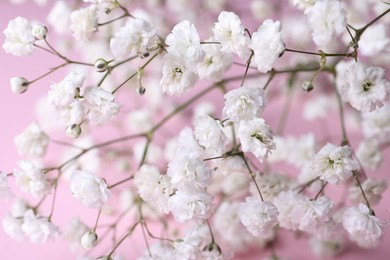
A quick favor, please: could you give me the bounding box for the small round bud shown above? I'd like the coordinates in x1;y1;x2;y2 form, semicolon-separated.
32;25;48;40
81;231;98;250
302;81;314;92
136;86;146;95
10;77;29;94
94;58;108;73
66;124;82;138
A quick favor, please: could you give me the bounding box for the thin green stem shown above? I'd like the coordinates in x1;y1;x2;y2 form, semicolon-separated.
93;209;102;233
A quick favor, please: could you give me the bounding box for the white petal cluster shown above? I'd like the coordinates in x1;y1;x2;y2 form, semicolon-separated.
84;86;120;124
273;190;308;230
110;17;158;59
362;104;390;144
349;178;387;207
356;139;383;171
14;122;49;158
2;16;35;56
339;61;389;113
303;95;336;121
223;85;266;123
250;172;290;201
213;11;251;60
359;23;390;57
297;196;333;233
250;19;285;73
47;0;71;35
70;5;97;41
343;203;387;248
194;115;228;153
311;143;359;184
173;228;203;259
81;230;98;249
284;133;316;168
0;172;13;200
292;0;316;10
21;209;59;244
238;197;279;238
63;218;90;252
306;0;346;48
137;242;175;260
2;213;25;241
13;161;51;198
70;170;111;208
238;118;275;162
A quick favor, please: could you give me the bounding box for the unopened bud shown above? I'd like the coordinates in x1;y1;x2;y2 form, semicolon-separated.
302;81;314;92
66;124;82;138
136;86;146;95
81;231;98;250
95;58;108;73
10;77;29;94
32;25;48;40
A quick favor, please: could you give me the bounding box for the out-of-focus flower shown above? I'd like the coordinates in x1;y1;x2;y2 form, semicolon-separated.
3;16;35;56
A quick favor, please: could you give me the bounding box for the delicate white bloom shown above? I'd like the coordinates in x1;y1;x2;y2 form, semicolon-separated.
70;170;110;208
84;86;120;124
14;122;49;158
267;136;288;163
11;198;29;217
137;242;175;260
63;218;90;252
311;143;359;184
47;0;72;35
343;203;387;248
133;140;163;165
359;23;389;57
10;76;29;94
339;61;390;112
298;163;323;192
165;20;203;63
273;190;308;230
196;39;233;81
134;164;166;202
21;209;59;244
110;17;158;59
251;172;290;201
174;228;203;259
303;95;336;121
2;213;24;241
298;196;333;233
127;109;153;133
31;24;47;40
168;187;213;222
194;115;228;153
306;0;346;48
70;5;97;41
349;178;387;206
47;71;86;110
81;231;98;250
362;104;390;144
175;127;204;156
238;118;275;162
0;172;13;200
309;236;344;257
292;0;316;10
160;53;199;96
213;11;251;60
13;161;51;198
193;101;216;118
238;197;279;238
285;133;316;168
3;16;35;56
356;139;383;171
223;85;266;123
250;19;285;73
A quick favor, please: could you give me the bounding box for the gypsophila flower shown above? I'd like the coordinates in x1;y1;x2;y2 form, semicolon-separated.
31;24;47;40
63;218;90;252
339;61;390;112
349;178;387;206
309;236;344;257
81;231;98;250
250;19;285;73
2;16;35;56
238;118;275;162
250;172;290;201
223;85;267;123
174;228;203;259
47;0;71;35
127;108;153;133
70;5;97;41
343;203;387;248
14;122;49;159
238;197;279;239
0;172;13;200
137;242;175;260
292;0;316;10
356;139;383;171
13;160;51;198
359;23;390;57
297;196;333;233
303;95;336;121
21;209;59;244
194;115;228;154
84;86;120;124
2;213;25;241
213;11;251;60
110;17;158;59
70;170;110;208
285;133;316;168
362;104;390;144
311;143;359;184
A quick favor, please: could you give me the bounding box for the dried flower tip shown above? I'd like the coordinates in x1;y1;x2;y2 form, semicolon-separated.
32;25;48;40
94;58;108;73
10;76;29;94
137;86;146;95
81;231;98;250
302;81;314;92
66;124;82;138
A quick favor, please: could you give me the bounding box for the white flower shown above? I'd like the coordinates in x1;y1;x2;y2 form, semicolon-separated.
137;242;175;260
306;0;346;48
362;104;390;144
2;16;35;56
13;160;51;198
70;170;110;208
2;214;24;241
21;209;59;244
292;0;316;10
298;196;333;233
238;118;275;162
309;236;344;257
285;133;316;168
81;231;98;249
349;178;387;207
70;5;97;41
250;19;285;73
47;0;72;35
196;39;233;81
303;95;336;121
48;71;86;110
168;187;213;222
0;172;13;200
110;17;158;59
165;20;203;63
14;122;49;158
342;203;386;248
84;86;120;124
174;228;203;259
31;24;47;40
339;61;389;113
63;218;90;251
160;53;199;96
134;164;169;202
238;197;279;238
250;172;290;201
356;139;383;171
359;23;390;57
311;143;359;184
194;115;228;153
223;85;267;123
213;11;251;60
127;108;153;133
